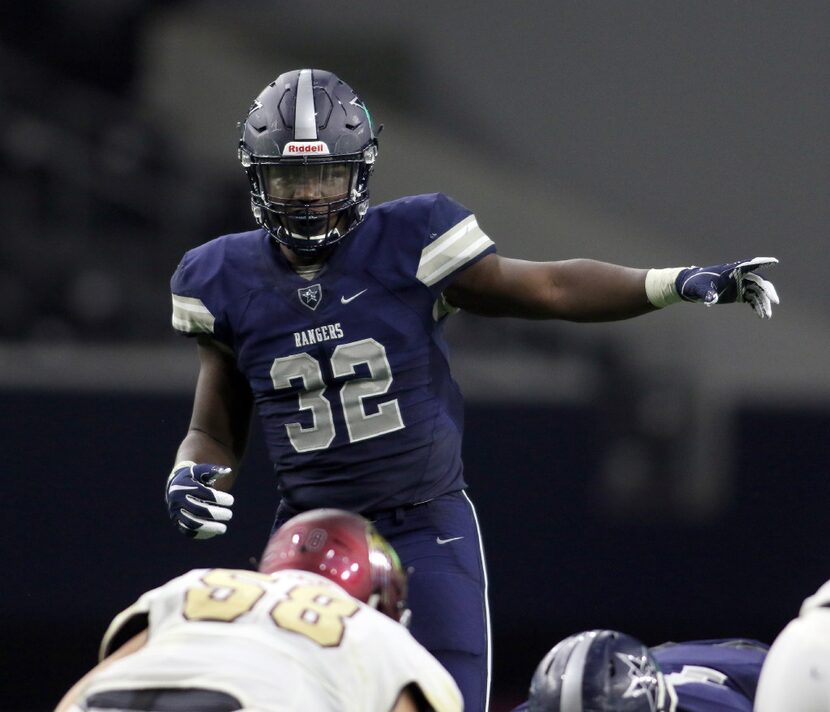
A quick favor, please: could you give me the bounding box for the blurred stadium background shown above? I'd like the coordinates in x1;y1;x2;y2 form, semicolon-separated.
3;2;830;710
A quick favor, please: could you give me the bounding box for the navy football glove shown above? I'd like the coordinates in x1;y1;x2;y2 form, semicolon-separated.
676;257;779;318
165;461;234;540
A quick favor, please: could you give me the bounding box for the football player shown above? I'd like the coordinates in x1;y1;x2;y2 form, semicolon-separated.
513;629;768;712
164;68;780;712
755;578;830;711
56;509;461;712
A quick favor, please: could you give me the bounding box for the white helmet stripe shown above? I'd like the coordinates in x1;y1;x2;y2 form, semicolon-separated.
560;633;595;712
294;69;318;140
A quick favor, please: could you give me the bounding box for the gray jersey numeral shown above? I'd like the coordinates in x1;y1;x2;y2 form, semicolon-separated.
270;339;404;453
270;352;335;452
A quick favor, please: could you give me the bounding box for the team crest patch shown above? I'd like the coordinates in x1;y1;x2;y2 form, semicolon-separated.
298;284;322;310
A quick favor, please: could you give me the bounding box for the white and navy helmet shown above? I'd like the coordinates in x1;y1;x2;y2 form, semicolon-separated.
238;68;378;255
529;630;670;712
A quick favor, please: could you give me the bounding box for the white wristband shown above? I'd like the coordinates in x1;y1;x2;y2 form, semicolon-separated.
645;267;684;308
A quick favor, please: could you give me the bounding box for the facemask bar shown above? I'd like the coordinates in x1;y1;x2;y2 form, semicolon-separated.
261;200;343;246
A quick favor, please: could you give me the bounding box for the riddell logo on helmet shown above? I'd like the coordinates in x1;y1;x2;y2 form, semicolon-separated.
282;141;330;156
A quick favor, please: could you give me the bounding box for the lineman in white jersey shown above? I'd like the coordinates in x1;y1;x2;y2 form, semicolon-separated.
755;578;830;712
57;510;461;712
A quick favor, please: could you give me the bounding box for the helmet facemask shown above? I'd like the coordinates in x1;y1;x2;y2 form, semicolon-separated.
244;147;376;254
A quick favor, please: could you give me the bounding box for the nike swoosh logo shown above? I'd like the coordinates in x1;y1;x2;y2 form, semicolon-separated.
340;289;368;304
436;536;464;545
169;485;199;493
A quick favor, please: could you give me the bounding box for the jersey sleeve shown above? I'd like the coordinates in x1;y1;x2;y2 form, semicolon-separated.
654;639;768;705
414;193;496;295
170;245;232;348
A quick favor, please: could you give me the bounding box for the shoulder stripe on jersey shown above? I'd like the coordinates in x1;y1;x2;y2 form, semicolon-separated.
417;215;494;287
171;294;215;334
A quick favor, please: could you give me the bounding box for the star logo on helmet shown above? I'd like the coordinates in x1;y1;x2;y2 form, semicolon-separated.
298;284;322;311
616;652;660;711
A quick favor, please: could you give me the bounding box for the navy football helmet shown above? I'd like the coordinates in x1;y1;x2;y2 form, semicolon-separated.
258;508;410;625
529;630;670;712
238;68;379;255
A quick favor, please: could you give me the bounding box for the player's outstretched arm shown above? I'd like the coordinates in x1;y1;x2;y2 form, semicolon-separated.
445;255;653;321
445;254;779;321
166;338;254;540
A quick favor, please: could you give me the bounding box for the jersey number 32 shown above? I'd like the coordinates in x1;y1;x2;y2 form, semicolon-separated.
271;338;405;452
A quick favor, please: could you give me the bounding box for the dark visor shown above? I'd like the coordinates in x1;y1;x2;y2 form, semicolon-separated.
263;163;353;202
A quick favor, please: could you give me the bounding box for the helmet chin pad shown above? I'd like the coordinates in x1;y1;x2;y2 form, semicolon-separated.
284;224;341;250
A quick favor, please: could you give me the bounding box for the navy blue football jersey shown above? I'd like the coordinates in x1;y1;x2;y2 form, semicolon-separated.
512;638;767;712
652;639;768;712
171;193;495;513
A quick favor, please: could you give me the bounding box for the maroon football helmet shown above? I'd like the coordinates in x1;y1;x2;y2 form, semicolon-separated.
258;508;409;624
